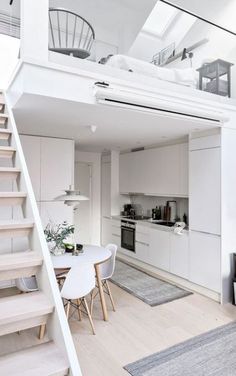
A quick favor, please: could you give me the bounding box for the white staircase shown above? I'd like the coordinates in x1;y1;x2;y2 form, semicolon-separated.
0;93;82;375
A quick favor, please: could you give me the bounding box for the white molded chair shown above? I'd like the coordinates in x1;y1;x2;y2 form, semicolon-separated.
61;263;96;335
91;244;117;315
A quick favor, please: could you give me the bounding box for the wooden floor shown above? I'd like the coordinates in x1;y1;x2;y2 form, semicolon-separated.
1;284;236;375
71;283;236;376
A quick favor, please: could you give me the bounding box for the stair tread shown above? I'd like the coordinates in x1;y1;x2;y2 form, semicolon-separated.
0;291;53;326
0;192;27;198
0;341;69;376
0;128;11;133
0;167;21;172
0;113;8;118
0;251;42;271
0;220;34;229
0;146;16;151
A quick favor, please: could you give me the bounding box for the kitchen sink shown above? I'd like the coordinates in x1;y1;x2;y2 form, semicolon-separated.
154;221;175;227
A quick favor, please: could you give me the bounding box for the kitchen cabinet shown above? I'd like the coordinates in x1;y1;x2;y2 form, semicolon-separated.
179;143;189;196
119;143;188;196
189;147;221;235
149;228;170;271
101;161;111;217
189;231;221;292
41;137;74;201
170;232;189;279
20;135;41;201
135;241;150;263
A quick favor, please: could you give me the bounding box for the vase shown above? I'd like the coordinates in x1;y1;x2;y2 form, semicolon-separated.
48;241;65;256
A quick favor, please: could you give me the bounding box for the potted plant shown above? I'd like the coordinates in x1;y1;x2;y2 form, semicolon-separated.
44;221;75;255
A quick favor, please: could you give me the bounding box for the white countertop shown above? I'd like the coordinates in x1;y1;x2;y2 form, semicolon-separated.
111;215;189;233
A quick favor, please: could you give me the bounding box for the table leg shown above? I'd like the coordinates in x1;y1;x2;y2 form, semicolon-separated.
95;263;108;321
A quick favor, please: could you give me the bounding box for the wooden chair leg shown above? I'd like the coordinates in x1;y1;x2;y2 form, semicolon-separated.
90;291;94;317
105;280;116;312
83;297;95;335
65;300;71;319
77;299;82;321
38;324;46;340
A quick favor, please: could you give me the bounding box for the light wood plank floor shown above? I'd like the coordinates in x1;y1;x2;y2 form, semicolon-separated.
1;284;236;376
71;283;236;376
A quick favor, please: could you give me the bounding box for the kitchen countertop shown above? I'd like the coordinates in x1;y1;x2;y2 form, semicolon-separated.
111;215;189;233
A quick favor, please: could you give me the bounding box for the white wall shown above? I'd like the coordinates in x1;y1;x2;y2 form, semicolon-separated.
75;150;101;245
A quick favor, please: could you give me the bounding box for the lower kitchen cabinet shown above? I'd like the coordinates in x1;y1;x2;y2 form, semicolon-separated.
149;229;170;271
135;241;150;263
170;233;189;279
189;231;221;292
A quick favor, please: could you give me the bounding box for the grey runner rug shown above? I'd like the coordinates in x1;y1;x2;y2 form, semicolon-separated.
111;260;191;306
124;321;236;376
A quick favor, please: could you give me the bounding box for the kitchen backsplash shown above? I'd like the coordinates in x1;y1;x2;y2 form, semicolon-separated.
121;194;189;223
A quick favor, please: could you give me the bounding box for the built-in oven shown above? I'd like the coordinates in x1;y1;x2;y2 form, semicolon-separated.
121;220;136;252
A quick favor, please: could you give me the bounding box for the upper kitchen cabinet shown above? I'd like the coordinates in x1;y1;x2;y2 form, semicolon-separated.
20;135;41;201
119;143;188;197
189;146;221;235
41;138;74;201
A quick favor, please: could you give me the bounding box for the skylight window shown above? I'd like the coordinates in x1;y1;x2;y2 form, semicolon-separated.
142;1;178;37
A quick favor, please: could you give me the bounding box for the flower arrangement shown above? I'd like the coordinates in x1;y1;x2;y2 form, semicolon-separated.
44;221;75;254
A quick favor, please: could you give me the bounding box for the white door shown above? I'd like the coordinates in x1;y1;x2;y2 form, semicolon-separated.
74;162;92;244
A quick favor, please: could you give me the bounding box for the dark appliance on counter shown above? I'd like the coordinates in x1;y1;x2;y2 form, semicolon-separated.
122;204;133;217
121;220;136;252
152;206;162;220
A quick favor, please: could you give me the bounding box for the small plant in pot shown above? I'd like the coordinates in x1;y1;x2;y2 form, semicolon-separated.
44;221;75;255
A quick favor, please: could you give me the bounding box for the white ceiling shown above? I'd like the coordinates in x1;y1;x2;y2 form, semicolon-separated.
14;94;217;152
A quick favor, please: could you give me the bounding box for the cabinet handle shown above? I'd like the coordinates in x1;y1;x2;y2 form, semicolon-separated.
136;240;149;246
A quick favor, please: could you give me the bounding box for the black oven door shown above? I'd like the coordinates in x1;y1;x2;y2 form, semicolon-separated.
121;226;135;252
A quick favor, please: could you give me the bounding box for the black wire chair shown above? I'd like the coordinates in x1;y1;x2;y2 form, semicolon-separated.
49;8;95;59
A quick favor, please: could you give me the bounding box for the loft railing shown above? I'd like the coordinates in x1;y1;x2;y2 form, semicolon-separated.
0;11;20;38
49;8;95;59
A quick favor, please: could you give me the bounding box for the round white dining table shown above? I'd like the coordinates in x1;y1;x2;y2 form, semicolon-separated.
51;245;111;321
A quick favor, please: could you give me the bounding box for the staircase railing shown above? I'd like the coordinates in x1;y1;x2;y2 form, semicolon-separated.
4;91;82;376
0;11;20;38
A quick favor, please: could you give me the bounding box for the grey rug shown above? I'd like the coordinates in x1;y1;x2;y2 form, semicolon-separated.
124;321;236;376
111;260;191;306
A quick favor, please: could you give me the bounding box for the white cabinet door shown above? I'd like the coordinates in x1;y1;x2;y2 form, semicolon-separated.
179;143;189;196
149;229;170;271
157;144;180;196
119;144;188;196
189;231;221;292
170;233;189;279
189;148;221;235
101;162;111;217
20;135;41;201
101;217;112;247
41;138;74;201
135;241;150;263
